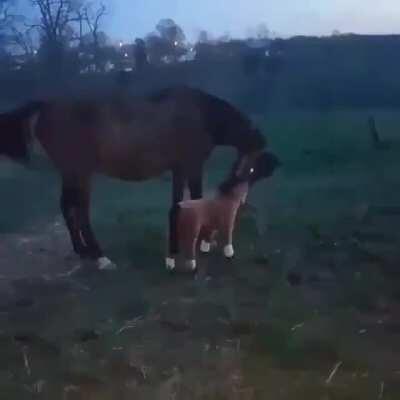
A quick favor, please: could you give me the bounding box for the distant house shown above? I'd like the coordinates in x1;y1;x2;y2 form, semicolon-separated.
117;43;135;71
245;37;271;50
195;39;271;62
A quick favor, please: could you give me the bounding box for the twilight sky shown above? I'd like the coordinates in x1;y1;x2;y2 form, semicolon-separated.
20;0;400;42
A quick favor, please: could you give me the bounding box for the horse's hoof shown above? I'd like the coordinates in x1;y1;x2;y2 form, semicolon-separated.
97;257;117;271
200;240;211;253
165;257;176;271
223;245;235;259
185;259;197;271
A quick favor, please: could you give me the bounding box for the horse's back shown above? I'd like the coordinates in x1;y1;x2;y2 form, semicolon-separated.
32;87;245;180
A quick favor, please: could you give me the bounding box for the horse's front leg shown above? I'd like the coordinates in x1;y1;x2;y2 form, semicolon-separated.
182;231;199;271
60;180;88;257
166;168;185;271
188;172;203;200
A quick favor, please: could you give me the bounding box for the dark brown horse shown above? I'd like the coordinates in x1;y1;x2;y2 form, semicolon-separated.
0;86;279;270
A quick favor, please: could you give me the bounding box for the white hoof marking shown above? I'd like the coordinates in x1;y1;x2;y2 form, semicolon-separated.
223;244;234;258
165;257;176;271
97;257;117;271
185;259;197;271
200;240;211;253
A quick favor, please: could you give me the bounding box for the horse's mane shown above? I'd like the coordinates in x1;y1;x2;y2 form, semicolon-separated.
197;91;266;153
148;86;266;153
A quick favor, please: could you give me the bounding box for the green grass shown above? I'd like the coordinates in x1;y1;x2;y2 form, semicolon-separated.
1;108;400;399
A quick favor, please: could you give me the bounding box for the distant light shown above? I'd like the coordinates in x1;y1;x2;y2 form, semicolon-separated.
33;50;37;55
124;52;128;58
174;41;178;46
119;41;123;47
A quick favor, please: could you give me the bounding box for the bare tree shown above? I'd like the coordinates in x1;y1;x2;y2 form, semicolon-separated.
198;30;209;44
10;26;35;56
0;0;16;26
0;0;23;53
29;0;81;45
156;18;185;46
28;0;107;75
80;2;106;71
255;23;269;39
81;2;105;48
27;0;81;76
148;19;187;63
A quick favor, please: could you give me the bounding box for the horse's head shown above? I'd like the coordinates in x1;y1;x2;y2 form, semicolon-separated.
234;150;281;185
219;149;280;197
249;150;281;184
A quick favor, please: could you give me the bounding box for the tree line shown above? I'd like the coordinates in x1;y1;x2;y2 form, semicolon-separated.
0;0;400;111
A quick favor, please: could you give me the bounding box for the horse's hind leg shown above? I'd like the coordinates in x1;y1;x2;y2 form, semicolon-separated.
60;176;115;271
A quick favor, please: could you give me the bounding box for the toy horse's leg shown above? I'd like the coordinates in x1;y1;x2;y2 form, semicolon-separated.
188;171;212;254
181;223;200;271
221;219;235;259
166;168;185;271
182;236;198;271
199;227;214;253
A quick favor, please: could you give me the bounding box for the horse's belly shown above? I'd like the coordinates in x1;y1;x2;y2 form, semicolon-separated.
99;150;171;181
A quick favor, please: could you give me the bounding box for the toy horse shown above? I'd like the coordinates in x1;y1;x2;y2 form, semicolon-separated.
168;168;253;271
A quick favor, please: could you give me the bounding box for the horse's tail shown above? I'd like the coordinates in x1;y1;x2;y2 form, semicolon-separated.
0;100;46;162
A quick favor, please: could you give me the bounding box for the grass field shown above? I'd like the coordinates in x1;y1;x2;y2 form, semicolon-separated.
0;108;400;399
